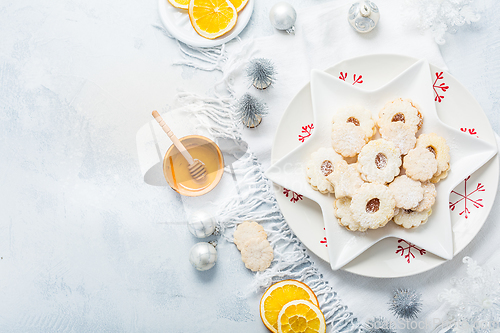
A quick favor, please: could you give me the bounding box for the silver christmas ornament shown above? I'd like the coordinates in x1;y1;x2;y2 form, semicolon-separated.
348;1;380;33
269;2;297;34
389;288;422;320
187;210;217;238
189;242;218;271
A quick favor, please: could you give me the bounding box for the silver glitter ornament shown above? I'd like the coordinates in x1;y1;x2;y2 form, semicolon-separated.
187;210;217;238
388;288;422;320
348;1;380;33
269;2;297;34
189;242;218;271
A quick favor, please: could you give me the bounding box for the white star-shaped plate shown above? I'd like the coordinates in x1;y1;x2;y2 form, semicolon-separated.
265;59;498;271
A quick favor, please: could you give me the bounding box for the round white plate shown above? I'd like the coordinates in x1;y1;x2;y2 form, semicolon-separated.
158;0;254;48
271;54;499;278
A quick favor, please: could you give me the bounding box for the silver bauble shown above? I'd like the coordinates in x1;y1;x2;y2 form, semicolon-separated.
189;242;218;271
348;1;380;33
269;2;297;34
187;210;217;238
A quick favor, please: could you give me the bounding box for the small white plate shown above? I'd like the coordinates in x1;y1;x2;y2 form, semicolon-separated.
158;0;254;48
268;54;499;277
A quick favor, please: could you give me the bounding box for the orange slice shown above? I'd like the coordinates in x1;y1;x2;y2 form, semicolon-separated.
167;0;189;10
277;300;326;333
188;0;238;40
260;280;319;333
228;0;249;12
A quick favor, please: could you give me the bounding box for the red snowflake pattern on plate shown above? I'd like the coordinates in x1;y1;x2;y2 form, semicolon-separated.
449;176;485;219
461;127;479;138
298;124;314;142
320;228;328;247
339;72;363;85
396;239;426;264
433;72;449;103
283;188;303;203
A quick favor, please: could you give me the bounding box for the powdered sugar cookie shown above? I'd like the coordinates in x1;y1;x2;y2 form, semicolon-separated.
430;169;449;184
377;98;423;131
403;147;438;182
415;182;437;212
332;105;376;139
350;183;396;230
416;133;450;175
306;147;343;193
393;208;432;229
331;123;367;157
233;221;267;251
379;122;417;155
326;160;364;198
240;238;273;272
334;197;366;232
388;175;424;210
357;139;402;184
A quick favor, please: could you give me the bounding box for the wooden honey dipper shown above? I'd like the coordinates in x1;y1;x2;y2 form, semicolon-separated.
152;111;207;182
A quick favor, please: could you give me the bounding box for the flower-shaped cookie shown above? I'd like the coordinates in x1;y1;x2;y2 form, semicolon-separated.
306;147;343;193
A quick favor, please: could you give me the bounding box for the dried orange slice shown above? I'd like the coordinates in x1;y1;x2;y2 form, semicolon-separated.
277;300;326;333
188;0;238;40
228;0;249;12
167;0;189;10
260;280;319;333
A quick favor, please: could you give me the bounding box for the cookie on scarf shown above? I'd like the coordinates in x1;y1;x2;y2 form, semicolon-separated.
331;123;367;158
306;147;343;193
350;183;396;230
416;133;450;176
326;160;364;198
414;182;437;212
379;122;417;155
240;238;274;272
393;208;432;229
377;98;423;131
233;221;267;251
357;139;402;184
332;105;376;140
403;147;438;182
334;197;366;232
388;175;424;210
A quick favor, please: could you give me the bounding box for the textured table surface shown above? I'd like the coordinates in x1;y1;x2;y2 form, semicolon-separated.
0;0;499;332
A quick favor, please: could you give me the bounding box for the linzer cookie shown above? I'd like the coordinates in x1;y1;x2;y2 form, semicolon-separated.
377;98;423;131
331;123;367;157
388;175;424;210
357;139;402;184
326;160;364;198
332;105;376;140
416;133;450;182
379;122;417;155
414;182;437;212
393;208;432;229
334;197;366;232
350;183;396;230
306;147;343;193
403;147;438;182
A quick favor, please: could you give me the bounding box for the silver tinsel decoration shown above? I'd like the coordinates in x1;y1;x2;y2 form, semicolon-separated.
246;58;276;90
389;288;422;320
362;317;396;333
236;93;268;128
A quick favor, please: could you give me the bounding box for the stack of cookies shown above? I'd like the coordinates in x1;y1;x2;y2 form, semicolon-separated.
305;98;450;231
